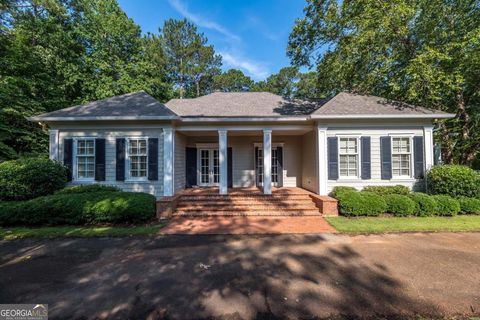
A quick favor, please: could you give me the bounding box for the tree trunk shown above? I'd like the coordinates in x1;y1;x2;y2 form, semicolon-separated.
196;81;200;97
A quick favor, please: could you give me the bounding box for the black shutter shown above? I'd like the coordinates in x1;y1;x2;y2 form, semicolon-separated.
327;137;339;180
95;138;106;181
64;138;73;182
228;147;233;188
361;137;371;179
276;146;283;187
116;138;125;181
380;136;392;180
185;147;197;187
413;136;425;179
255;147;260;186
148;138;159;180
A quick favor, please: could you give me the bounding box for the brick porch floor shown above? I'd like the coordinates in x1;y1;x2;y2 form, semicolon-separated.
161;216;337;234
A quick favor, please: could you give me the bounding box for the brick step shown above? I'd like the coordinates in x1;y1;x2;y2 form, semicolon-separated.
176;199;316;206
179;195;313;201
173;210;322;217
176;204;319;211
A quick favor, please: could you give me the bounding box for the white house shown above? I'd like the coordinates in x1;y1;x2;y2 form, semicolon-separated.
30;91;454;204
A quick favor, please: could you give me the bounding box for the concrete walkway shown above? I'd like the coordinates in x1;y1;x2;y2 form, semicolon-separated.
161;216;337;234
1;233;479;319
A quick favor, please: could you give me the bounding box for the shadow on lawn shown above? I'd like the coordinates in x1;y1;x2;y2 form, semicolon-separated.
0;235;443;319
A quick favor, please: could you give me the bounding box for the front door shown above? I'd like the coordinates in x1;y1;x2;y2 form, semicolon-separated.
255;146;283;187
198;149;219;186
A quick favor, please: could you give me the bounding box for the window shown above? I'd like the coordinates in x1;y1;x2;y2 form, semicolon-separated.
339;138;358;177
76;139;95;180
127;138;148;179
392;137;411;177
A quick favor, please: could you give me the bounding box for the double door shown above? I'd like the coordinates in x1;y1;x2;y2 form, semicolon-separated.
198;148;219;186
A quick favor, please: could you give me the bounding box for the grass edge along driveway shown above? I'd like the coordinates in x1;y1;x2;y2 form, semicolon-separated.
0;224;166;240
326;215;480;234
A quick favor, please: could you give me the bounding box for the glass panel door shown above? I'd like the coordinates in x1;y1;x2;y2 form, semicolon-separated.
200;149;210;185
198;148;220;186
255;147;280;187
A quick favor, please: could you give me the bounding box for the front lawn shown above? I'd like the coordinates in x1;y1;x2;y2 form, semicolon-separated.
0;224;166;240
326;215;480;234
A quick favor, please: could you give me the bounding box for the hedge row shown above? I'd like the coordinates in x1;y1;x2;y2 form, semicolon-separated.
0;191;156;226
332;187;480;217
0;157;67;201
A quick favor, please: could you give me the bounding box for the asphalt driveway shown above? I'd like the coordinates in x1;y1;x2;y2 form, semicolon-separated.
0;233;479;319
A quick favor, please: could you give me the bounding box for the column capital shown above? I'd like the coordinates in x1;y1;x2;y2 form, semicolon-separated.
263;129;272;134
218;129;227;135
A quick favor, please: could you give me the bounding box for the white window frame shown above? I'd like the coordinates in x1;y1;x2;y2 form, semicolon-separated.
337;136;361;179
391;135;414;179
73;137;96;182
125;137;149;182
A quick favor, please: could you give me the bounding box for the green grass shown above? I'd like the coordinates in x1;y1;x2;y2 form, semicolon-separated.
0;224;166;240
326;215;480;234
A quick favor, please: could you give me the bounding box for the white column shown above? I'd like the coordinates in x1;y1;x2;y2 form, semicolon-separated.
424;125;434;171
163;128;174;197
317;125;328;195
218;130;228;195
263;129;272;195
49;129;59;161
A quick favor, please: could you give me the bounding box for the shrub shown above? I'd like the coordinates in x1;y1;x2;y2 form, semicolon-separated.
331;186;357;198
0;191;156;226
385;194;416;216
408;193;438;217
0;157;67;201
337;191;387;217
427;165;480;198
56;184;121;194
431;195;461;216
458;197;480;214
363;185;410;196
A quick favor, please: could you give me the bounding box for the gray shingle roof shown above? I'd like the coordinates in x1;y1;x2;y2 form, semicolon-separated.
165;92;324;117
311;92;452;118
30;90;454;122
30;91;178;121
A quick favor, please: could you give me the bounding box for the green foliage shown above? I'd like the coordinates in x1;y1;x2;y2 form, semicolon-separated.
160;18;222;98
213;69;254;92
408;193;438;217
431;195;461;216
331;186;357;198
56;184;121;194
288;0;480;165
458;197;480;214
427;165;480;198
0;157;67;201
336;190;387;217
0;192;156;226
385;194;416;216
363;185;410;196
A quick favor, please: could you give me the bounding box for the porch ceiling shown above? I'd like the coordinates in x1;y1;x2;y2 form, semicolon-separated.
178;129;313;136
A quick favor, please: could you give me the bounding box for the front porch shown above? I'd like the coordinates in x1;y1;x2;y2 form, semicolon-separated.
168;126;321;196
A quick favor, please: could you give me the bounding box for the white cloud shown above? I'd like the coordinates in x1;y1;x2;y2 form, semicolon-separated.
168;0;240;43
220;52;270;80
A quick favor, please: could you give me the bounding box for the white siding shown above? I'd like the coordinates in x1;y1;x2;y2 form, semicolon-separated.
326;126;426;193
57;128;164;198
174;132;186;193
301;130;318;193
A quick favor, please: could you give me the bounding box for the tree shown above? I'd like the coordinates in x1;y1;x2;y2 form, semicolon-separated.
213;69;253;92
288;0;480;165
0;0;173;160
296;71;321;99
160;18;222;98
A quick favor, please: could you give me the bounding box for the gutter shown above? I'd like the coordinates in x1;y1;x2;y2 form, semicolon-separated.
309;114;455;119
28;115;180;121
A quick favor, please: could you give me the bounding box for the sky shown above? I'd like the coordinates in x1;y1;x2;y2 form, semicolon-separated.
117;0;308;81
